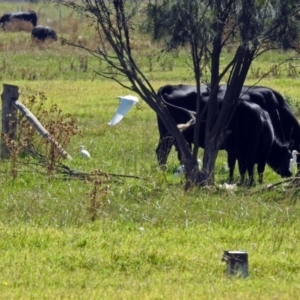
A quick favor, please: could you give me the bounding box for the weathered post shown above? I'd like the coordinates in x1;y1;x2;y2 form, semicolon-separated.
222;250;249;278
1;84;19;159
1;83;72;160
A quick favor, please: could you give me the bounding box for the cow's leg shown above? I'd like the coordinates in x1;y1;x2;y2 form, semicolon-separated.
174;141;181;163
238;160;246;185
257;166;264;184
227;152;236;183
257;160;267;184
245;157;256;186
156;135;174;167
175;142;192;164
247;164;255;186
295;144;300;170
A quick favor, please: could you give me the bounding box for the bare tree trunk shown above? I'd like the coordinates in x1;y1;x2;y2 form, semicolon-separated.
202;46;256;185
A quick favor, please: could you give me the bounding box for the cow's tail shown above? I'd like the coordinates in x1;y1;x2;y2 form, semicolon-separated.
157;86;196;125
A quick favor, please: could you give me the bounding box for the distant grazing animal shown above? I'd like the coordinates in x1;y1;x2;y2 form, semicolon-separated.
223;101;292;185
80;145;91;158
31;25;57;42
156;84;300;168
0;10;37;30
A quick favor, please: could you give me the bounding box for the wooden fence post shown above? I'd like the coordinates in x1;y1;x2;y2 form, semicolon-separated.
1;83;72;160
1;84;19;159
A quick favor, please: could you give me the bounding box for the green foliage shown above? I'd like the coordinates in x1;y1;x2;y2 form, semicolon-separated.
144;0;300;52
143;1;212;49
284;93;300;119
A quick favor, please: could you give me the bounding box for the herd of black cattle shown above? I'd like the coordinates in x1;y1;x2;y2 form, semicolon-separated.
157;84;300;185
0;10;57;41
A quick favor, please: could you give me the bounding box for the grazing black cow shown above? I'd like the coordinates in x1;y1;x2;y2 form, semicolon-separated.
173;99;292;184
31;26;57;42
156;84;209;165
224;101;292;185
0;10;37;30
156;84;300;167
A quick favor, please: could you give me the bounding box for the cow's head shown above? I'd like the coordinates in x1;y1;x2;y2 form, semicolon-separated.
274;142;293;178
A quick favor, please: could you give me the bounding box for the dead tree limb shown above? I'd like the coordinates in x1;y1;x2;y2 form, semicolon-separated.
250;177;300;194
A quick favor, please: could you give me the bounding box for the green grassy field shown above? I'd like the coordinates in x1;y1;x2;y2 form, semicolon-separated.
1;2;300;299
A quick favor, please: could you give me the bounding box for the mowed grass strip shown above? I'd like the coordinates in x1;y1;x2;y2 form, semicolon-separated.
1;219;300;299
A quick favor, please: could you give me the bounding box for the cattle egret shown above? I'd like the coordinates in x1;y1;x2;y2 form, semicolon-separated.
289;150;299;174
80;145;91;158
108;95;139;126
174;159;202;177
218;183;237;191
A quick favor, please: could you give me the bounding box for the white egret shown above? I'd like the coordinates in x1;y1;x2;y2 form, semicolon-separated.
80;145;91;158
289;150;299;174
218;183;237;191
108;95;139;126
174;159;202;177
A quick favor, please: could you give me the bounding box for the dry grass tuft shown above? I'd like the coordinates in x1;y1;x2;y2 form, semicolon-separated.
4;20;34;32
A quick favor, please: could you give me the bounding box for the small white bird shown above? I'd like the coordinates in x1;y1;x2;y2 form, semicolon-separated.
218;183;237;191
108;95;139;126
289;150;299;174
174;165;185;177
80;145;91;158
174;159;202;177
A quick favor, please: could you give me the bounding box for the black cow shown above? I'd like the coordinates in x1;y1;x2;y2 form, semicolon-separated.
156;84;208;165
0;10;37;30
156;84;300;167
31;26;57;42
173;99;292;184
224;101;292;185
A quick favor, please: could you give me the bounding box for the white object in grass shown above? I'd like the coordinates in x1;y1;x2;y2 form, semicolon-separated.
80;145;91;158
174;159;202;177
218;183;237;191
289;150;299;174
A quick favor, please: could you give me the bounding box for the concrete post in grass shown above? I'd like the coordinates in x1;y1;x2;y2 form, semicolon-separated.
222;250;249;278
1;83;19;159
